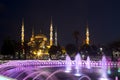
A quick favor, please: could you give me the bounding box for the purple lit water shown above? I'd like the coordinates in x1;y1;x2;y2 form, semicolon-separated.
101;55;108;79
75;53;82;70
86;56;91;69
74;53;82;76
115;76;118;80
0;55;120;80
65;55;72;72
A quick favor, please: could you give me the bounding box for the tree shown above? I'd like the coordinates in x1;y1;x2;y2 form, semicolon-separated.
109;40;120;51
1;37;16;59
14;41;22;59
48;45;62;59
65;44;77;60
73;31;80;48
24;41;30;59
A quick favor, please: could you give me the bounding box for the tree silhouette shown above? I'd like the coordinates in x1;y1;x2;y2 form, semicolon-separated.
73;31;80;50
109;40;120;51
48;45;62;59
1;37;15;59
65;44;77;60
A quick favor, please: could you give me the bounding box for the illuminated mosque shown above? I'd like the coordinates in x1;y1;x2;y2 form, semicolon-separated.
21;18;58;59
20;17;91;59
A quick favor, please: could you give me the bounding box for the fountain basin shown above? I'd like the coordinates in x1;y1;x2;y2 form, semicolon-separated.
0;60;119;80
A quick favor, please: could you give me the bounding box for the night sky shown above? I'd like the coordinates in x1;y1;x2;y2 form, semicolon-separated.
0;0;120;47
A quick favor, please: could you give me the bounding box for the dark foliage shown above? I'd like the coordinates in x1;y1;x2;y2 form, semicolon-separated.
48;45;62;59
1;37;15;56
65;44;77;57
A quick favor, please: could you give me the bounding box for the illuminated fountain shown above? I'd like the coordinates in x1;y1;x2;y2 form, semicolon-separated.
99;55;109;80
65;54;72;73
115;76;118;80
86;56;91;69
101;55;107;76
0;55;119;80
118;58;120;73
74;53;82;76
118;67;120;73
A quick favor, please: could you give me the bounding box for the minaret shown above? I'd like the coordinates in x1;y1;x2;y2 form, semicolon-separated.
21;18;25;54
21;19;24;46
85;23;90;45
30;27;34;41
55;27;57;46
50;17;53;46
32;27;34;38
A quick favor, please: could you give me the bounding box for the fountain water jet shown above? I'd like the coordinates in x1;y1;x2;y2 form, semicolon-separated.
79;75;91;80
74;53;82;76
65;54;72;73
32;71;57;80
115;76;118;80
100;55;108;80
23;71;40;80
86;56;91;69
107;66;111;74
46;70;76;80
118;67;120;72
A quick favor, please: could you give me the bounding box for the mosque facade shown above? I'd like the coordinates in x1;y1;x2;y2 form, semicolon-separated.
21;18;57;59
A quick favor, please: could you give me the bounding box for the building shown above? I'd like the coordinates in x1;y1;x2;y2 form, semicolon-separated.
28;32;49;58
26;18;57;59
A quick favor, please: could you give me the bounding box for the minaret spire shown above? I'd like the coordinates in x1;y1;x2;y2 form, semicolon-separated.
21;18;24;46
85;23;90;45
21;18;25;54
32;27;34;38
55;27;57;46
50;17;53;46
